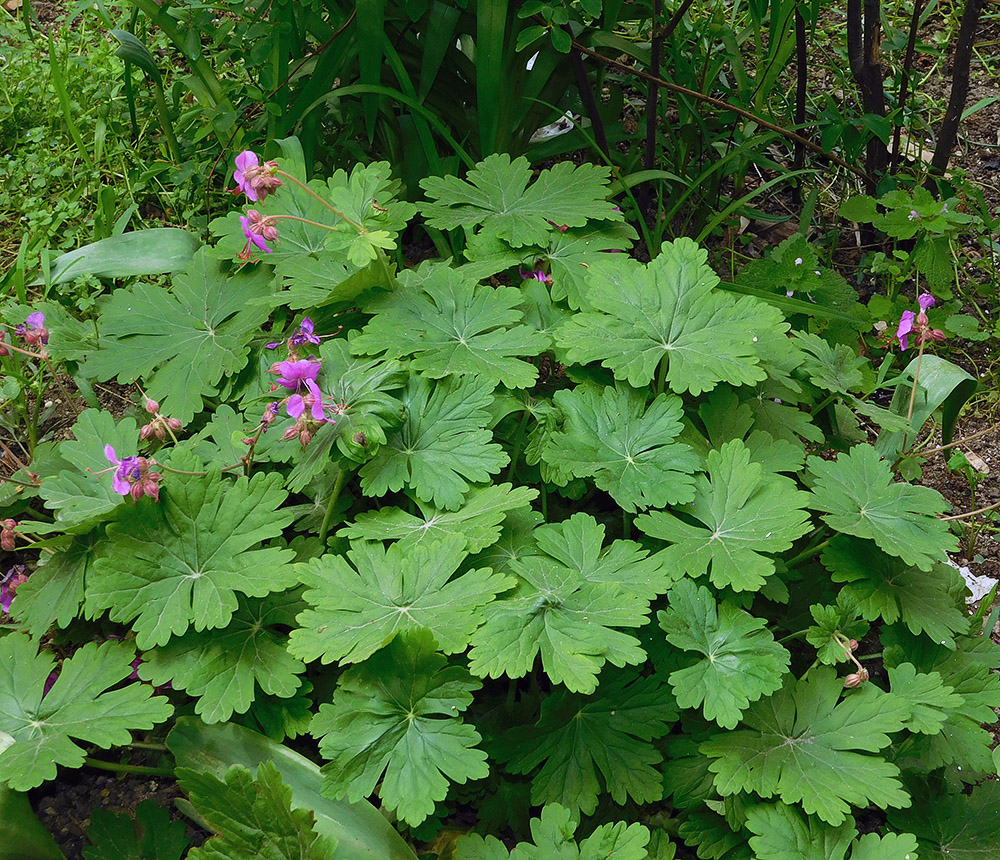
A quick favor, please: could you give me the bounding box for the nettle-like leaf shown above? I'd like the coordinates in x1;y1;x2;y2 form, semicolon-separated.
179;761;336;860
83;799;189;860
11;533;96;638
0;635;172;791
85;249;273;423
637;440;812;592
139;593;306;724
38;409;139;530
889;780;1000;860
744;803;918;860
352;262;549;388
312;630;488;827
358;374;508;510
888;662;963;735
556;239;787;394
318;337;407;461
701;666;911;825
500;671;677;816
455;804;652;860
288;536;512;665
808;445;956;570
656;579;789;729
468;514;667;693
541;384;699;512
822;537;970;646
543;222;638;309
86;463;296;649
420;153;622;247
341;483;539;553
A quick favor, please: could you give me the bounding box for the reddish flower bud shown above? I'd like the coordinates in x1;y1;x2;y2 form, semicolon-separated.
843;668;869;688
130;482;145;501
848;639;859;652
1;533;13;552
282;426;299;441
167;417;182;431
0;332;8;357
299;429;312;447
145;398;160;414
2;519;15;530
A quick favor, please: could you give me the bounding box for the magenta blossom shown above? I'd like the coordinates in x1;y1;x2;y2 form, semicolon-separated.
234;150;260;200
239;215;272;261
232;150;282;203
105;445;142;495
1;565;28;614
896;310;916;350
15;311;48;346
918;292;935;311
290;318;322;347
896;292;945;350
286;378;338;423
274;359;321;390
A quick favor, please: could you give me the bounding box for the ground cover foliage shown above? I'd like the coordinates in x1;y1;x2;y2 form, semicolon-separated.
2;137;999;860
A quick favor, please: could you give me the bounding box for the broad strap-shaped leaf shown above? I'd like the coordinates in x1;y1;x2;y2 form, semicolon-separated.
541;384;699;512
889;780;1000;860
555;239;787;394
86;463;296;649
288;536;512;665
808;445;956;570
701;667;911;825
822;537;970;646
358;374;508;510
179;762;336;860
500;671;677;815
637;440;812;591
455;804;651;860
420;154;622;247
468;516;657;693
657;579;790;729
140;593;306;724
83;800;189;860
38;409;139;529
340;483;538;553
311;630;488;827
11;533;95;639
0;635;172;791
888;662;963;735
352;262;549;388
85;249;273;422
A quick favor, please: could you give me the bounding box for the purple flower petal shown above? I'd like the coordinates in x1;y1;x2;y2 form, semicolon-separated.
918;292;935;311
112;472;131;495
304;379;327;421
276;359;321;390
26;312;45;329
105;444;119;465
897;310;915;350
265;341;282;350
234;151;260;202
287;395;305;418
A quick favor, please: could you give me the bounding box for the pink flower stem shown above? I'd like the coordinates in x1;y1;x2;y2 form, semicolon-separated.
905;338;926;423
273;170;366;232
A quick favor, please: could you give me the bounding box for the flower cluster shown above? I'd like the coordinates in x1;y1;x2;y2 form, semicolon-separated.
104;446;163;502
896;292;946;350
15;311;49;346
233;151;282;203
139;398;183;441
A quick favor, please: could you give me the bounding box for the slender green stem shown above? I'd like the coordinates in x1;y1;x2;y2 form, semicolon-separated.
83;757;173;777
318;467;349;543
776;628;811;645
906;339;926;422
784;537;831;569
126;741;169;751
275;170;365;232
655;354;669;396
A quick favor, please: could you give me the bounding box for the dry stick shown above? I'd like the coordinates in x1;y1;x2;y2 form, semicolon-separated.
568;38;873;184
942;498;1000;521
929;0;986;180
890;0;926;173
564;25;610;159
916;420;1000;457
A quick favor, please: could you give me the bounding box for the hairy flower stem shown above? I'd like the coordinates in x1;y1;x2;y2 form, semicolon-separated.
784;537;831;569
44;356;82;418
318;467;348;544
274;169;366;232
83;757;174;778
906;339;927;423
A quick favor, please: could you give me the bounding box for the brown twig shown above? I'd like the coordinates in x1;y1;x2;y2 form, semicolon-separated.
915;421;1000;457
890;0;926;173
942;498;1000;521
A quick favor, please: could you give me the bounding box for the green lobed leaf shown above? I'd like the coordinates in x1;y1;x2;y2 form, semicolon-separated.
637;440;812;592
420;154;622;247
541;384;699;512
821;537;970;646
744;803;855;860
179;762;336;860
500;671;677;816
340;483;538;553
351;262;550;388
889;780;1000;860
701;667;912;825
555;239;788;395
0;635;172;791
288;536;512;665
139;593;306;724
358;374;508;510
312;630;488;827
86;461;296;649
808;445;956;571
543;222;638;309
657;579;790;729
888;662;963;735
11;534;96;639
84;249;274;423
83;800;188;860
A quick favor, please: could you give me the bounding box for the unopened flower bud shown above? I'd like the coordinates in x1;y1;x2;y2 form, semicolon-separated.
843;668;869;688
140;423;153;440
131;482;145;501
142;478;161;502
282;426;299;441
929;329;946;342
145;398;159;414
0;332;8;357
849;639;859;652
2;519;15;530
167;417;182;431
299;429;312;447
1;521;15;552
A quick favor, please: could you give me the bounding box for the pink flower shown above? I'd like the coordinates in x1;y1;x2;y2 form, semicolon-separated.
918;292;935;312
105;445;141;495
232;150;282;203
273;359;320;390
234;150;261;202
896;310;915;350
15;311;48;346
239;215;272;261
286;378;337;423
1;565;28;614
